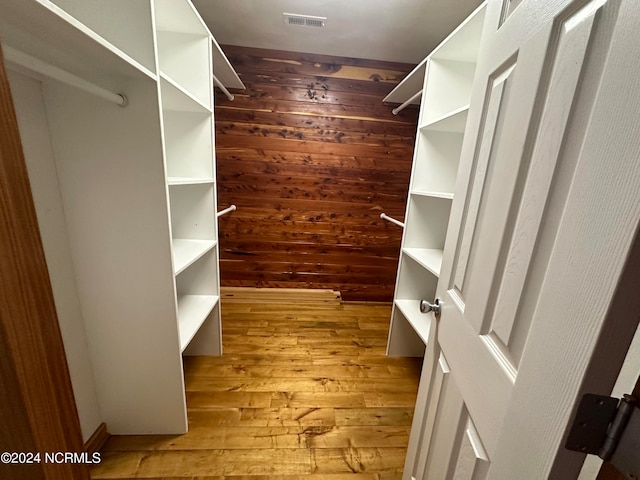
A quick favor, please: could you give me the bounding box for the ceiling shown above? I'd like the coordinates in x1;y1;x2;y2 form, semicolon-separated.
193;0;484;65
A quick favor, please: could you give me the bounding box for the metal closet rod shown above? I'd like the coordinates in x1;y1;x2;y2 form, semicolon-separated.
392;89;422;115
380;213;405;228
4;46;127;107
217;204;237;217
212;74;234;101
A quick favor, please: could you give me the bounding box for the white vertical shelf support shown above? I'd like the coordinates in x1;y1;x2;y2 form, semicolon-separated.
387;2;487;358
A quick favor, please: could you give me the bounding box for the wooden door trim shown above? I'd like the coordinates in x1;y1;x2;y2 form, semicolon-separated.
0;45;88;480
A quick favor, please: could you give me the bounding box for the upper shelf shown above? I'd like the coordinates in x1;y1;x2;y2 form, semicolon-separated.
382;59;426;105
0;0;156;86
382;2;487;106
155;0;209;35
430;3;487;62
155;0;245;91
49;0;156;73
211;37;245;90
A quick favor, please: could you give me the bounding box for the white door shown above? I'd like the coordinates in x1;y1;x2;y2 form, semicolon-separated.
404;0;640;478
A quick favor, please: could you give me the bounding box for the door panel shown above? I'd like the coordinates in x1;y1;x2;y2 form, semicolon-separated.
406;0;640;478
451;59;516;304
449;415;490;480
486;1;603;366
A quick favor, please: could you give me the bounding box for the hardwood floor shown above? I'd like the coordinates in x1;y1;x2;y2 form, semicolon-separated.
91;288;422;479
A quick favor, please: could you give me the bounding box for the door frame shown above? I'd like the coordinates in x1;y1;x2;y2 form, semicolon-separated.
0;45;88;480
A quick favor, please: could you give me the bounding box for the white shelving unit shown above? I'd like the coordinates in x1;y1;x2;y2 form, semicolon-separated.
387;3;487;357
0;0;243;434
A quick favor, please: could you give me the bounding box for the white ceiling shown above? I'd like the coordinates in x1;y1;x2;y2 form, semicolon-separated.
193;0;484;65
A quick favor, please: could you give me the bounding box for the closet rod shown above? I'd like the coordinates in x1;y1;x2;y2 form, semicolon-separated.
217;204;237;217
4;46;127;107
380;213;405;228
212;74;234;101
391;90;422;115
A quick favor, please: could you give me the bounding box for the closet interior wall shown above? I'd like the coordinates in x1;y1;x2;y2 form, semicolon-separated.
214;46;419;302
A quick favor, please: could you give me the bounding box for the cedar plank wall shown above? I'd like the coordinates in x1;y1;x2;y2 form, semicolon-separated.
214;46;418;302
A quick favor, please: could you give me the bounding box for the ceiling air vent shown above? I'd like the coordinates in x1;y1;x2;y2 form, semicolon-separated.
283;13;327;28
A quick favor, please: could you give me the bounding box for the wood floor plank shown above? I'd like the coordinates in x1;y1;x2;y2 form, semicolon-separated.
91;288;421;479
186;392;272;409
103;426;409;451
185;377;419;393
270;392;367;408
335;408;415;426
237;408;336;427
310;447;407;474
96;475;399;480
184;364;406;379
184;354;421;368
133;449;312;476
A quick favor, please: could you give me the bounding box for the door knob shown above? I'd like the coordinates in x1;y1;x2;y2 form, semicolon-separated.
420;298;441;318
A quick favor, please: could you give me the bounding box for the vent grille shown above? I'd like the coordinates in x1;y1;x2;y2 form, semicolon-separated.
283;13;327;28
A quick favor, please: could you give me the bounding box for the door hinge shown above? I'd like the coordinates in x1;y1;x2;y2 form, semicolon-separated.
565;394;640;480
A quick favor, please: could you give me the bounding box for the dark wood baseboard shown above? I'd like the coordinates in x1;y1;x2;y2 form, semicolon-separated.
84;423;109;453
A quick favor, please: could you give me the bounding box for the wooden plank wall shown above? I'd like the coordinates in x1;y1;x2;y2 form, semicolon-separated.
214;46;419;301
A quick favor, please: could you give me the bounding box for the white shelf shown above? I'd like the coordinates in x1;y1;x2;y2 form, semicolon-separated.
403;248;444;277
404;195;452;251
157;30;211;108
411;190;454;200
168;177;214;186
395;299;432;345
387;3;487;360
4;0;236;435
173;239;216;275
383;58;427;105
177;294;219;351
160;74;211;113
211;37;246;90
169;183;216;241
163;109;214;178
155;0;209;34
0;0;155;85
50;0;156;73
421;60;476;125
421;105;470;133
431;3;487;62
412;129;465;195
